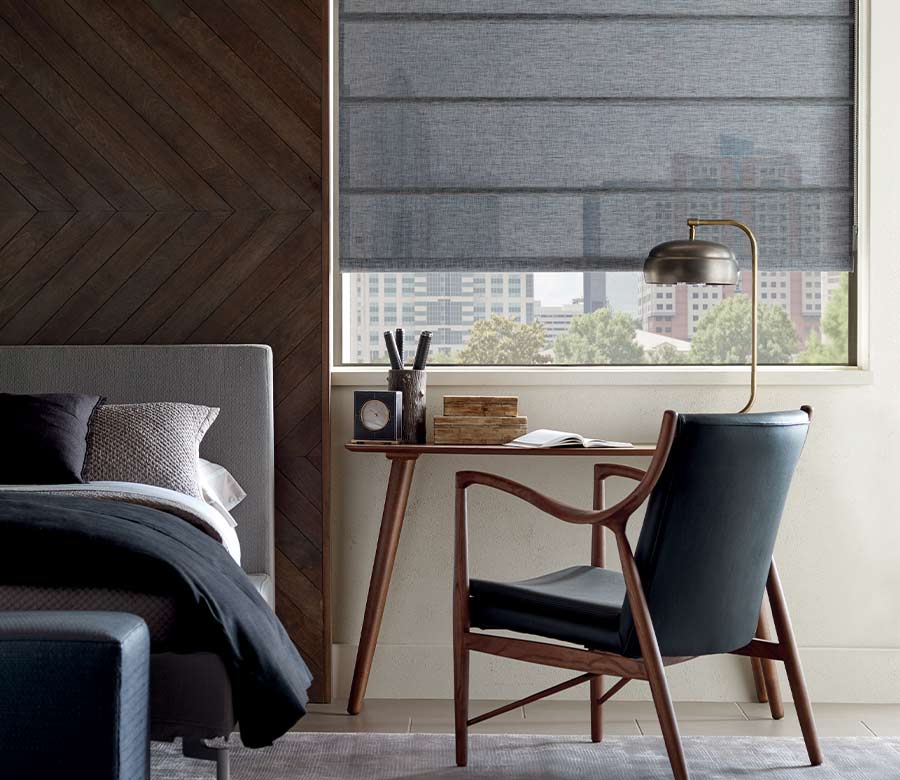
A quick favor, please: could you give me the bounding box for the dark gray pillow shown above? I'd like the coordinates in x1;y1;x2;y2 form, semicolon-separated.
84;402;219;499
0;393;103;484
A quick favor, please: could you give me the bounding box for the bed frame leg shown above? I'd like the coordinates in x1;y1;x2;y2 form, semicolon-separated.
182;737;230;780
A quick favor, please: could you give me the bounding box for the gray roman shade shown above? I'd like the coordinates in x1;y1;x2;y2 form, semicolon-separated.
339;2;856;272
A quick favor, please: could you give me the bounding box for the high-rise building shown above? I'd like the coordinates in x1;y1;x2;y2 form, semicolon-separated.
582;272;607;313
345;272;535;362
819;271;845;309
760;270;843;344
536;303;583;343
636;135;830;345
639;270;831;344
640;281;731;340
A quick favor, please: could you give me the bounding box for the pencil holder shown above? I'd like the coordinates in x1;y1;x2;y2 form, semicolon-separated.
387;369;426;444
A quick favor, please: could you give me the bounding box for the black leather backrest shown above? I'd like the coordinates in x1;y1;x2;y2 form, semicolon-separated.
619;410;809;658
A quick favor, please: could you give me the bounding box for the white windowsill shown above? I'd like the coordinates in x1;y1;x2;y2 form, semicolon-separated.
331;365;872;387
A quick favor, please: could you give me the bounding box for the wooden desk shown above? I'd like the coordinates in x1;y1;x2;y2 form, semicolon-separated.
344;441;656;714
346;441;781;717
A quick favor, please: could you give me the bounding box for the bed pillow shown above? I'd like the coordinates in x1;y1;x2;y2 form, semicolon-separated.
84;402;219;500
0;393;103;484
198;458;247;511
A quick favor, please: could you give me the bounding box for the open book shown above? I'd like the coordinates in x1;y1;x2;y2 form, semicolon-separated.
505;429;633;449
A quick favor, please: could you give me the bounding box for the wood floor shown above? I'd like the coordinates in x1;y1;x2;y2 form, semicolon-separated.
296;699;900;737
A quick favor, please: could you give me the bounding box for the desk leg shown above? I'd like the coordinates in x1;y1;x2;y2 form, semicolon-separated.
347;454;417;715
590;476;605;743
756;600;785;718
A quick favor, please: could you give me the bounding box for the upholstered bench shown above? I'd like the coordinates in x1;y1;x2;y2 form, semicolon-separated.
0;611;150;780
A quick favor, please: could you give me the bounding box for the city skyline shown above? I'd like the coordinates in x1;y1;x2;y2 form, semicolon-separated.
342;269;844;365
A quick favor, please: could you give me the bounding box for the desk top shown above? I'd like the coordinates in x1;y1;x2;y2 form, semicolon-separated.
346;442;657;457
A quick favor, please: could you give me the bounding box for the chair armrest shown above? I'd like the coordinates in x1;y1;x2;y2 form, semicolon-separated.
457;470;631;529
591;464;646;566
594;463;646;483
457;411;678;533
453;412;679;636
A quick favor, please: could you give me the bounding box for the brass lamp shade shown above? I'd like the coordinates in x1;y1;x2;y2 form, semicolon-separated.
642;217;758;413
643;239;739;285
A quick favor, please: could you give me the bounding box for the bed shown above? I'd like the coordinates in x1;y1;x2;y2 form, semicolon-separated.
0;344;295;779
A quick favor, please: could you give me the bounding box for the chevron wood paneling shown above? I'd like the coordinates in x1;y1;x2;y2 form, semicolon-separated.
0;0;331;701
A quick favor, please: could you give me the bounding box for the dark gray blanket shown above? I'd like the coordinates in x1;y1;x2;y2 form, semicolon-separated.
0;493;311;748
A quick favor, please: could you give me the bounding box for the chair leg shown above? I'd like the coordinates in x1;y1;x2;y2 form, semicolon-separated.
453;636;469;767
645;656;689;780
616;531;688;779
750;657;768;703
766;560;823;766
590;674;603;742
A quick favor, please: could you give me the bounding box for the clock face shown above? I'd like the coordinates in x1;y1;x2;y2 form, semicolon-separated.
360;399;390;432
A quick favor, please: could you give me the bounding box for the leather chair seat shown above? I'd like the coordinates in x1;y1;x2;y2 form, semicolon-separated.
469;565;626;653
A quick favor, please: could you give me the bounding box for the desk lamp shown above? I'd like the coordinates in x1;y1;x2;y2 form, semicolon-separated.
644;218;758;412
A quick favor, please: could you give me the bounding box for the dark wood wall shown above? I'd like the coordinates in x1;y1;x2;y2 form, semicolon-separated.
0;0;330;700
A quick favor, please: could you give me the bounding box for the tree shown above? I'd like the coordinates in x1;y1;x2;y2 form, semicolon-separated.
689;295;797;364
426;349;461;364
552;308;644;364
798;276;849;364
646;342;690;365
457;316;550;364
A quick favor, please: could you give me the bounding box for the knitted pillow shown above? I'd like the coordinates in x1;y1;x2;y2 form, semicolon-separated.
84;402;219;499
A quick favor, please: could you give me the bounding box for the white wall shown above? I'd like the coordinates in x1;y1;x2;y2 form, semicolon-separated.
328;2;900;702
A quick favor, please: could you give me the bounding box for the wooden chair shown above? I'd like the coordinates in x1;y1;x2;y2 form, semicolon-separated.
453;408;820;779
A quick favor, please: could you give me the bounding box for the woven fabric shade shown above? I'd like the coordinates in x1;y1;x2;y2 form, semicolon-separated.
338;2;855;273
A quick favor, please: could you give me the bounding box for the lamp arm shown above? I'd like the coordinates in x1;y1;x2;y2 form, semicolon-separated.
686;218;758;413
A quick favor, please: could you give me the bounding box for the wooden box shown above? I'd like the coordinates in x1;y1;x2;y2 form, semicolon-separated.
433;415;527;445
442;395;518;417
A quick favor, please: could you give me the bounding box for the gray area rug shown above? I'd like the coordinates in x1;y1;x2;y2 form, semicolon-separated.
152;733;900;779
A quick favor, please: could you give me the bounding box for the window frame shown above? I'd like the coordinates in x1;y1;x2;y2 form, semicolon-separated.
328;1;869;384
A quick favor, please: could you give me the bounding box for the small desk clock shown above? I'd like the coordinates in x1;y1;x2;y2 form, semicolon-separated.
353;390;403;442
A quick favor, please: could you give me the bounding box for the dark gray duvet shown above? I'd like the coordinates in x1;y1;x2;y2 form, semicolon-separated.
0;492;311;748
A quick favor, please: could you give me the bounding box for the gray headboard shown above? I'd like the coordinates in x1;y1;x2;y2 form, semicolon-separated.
0;345;274;579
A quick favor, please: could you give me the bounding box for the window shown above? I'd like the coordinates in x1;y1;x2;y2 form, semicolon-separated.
427;273;462;296
426;300;463;325
339;4;856;366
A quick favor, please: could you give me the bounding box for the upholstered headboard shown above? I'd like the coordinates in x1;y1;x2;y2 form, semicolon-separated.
0;345;274;580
